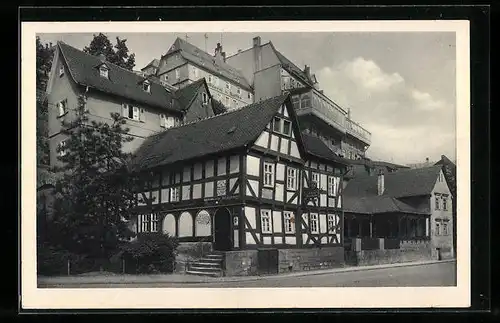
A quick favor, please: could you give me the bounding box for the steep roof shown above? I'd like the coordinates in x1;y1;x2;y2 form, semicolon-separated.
300;133;348;166
343;165;442;199
269;42;315;88
57;41;182;113
129;94;289;171
161;38;252;91
142;58;160;70
174;79;206;109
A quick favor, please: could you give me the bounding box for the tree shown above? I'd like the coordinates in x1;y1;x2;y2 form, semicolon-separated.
83;33;136;70
51;94;140;268
36;36;54;91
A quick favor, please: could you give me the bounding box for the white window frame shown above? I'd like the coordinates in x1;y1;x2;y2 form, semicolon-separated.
435;221;441;235
170;186;180;202
151;213;159;232
272;117;282;133
58;140;68;157
327;176;336;196
286;167;297;190
202;92;209;105
263;162;275;188
443;222;448;235
99;65;109;78
143;81;151;93
59;65;64;77
443;196;448;211
327;214;335;232
56;99;68;117
139;214;150;233
225;82;230;91
283;211;295;233
260;210;272;233
282;119;292;136
311;172;319;188
208;75;213;83
237;87;241;95
310;213;319;233
435;196;440;210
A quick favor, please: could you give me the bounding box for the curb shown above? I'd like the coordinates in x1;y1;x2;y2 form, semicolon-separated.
38;259;456;286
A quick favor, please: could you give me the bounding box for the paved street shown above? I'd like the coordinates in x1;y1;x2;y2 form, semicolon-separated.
39;261;456;288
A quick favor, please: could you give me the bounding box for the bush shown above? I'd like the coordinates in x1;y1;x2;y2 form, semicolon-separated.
119;233;179;274
37;244;74;276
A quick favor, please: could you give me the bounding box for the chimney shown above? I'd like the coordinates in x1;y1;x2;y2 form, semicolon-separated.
425;157;430;165
304;65;311;79
253;36;262;73
214;43;224;61
222;51;226;62
253;36;261;48
377;169;385;196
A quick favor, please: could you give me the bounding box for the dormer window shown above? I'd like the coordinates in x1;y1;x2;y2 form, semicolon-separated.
202;92;208;105
143;80;151;93
59;65;64;77
99;65;109;78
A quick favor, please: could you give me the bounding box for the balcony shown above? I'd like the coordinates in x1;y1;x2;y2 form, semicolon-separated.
346;118;372;145
292;90;347;134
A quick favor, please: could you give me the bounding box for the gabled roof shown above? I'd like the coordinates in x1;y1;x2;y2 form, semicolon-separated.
142;58;160;70
300;133;348;166
343;165;443;199
174;79;206;110
161;38;252;91
57;41;182;113
129;94;290;171
269;42;315;88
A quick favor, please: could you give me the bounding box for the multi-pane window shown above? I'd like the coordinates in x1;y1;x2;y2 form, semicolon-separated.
208;75;212;83
286;168;297;190
202;92;208;104
443;196;448;211
327;214;335;232
435;221;441;235
142;81;151;93
311;172;319;188
443;222;448;235
123;104;141;121
282;120;291;136
58;140;67;157
263;162;275;187
99;65;109;78
327;176;337;196
57;99;68;117
261;210;271;233
272;117;292;137
170;187;180;202
310;214;319;233
435;196;440;210
284;211;295;233
138;214;159;233
59;65;64;77
237;88;241;95
273;117;282;132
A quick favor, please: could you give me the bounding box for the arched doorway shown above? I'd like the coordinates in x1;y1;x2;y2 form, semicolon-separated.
214;208;231;251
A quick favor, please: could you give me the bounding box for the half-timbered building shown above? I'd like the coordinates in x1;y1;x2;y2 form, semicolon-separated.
129;94;349;276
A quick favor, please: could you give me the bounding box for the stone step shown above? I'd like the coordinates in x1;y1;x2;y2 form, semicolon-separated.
190;262;221;268
199;257;223;264
189;265;221;272
186;270;221;277
205;254;224;259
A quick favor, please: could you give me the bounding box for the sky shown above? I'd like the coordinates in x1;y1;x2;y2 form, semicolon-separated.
38;32;456;165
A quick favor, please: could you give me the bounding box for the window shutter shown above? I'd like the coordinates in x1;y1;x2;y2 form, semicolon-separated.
132;106;139;120
122;104;128;117
139;108;146;122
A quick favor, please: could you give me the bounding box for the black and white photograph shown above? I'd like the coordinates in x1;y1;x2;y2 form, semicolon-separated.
22;20;471;309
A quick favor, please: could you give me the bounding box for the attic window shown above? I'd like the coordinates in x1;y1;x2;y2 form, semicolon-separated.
143;81;151;93
59;65;64;77
227;126;236;134
202;92;208;105
99;65;109;78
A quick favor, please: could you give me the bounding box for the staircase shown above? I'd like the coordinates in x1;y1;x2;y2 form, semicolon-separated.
185;251;224;277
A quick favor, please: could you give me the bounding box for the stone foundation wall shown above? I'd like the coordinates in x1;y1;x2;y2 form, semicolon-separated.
224;250;259;277
352;239;432;266
278;247;345;273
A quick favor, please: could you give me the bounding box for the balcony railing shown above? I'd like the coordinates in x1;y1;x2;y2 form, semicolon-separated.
346;118;372;145
292;90;347;134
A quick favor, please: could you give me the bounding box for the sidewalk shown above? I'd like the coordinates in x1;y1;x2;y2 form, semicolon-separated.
38;259;455;285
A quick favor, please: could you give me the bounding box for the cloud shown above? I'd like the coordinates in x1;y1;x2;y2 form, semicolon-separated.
316;57;456;164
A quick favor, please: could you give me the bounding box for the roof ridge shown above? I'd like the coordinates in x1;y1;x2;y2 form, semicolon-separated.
58;41;148;79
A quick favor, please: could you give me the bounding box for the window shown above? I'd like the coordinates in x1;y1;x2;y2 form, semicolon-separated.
99;65;109;78
142;81;151;93
272;117;282;133
311;172;319;188
261;210;271;233
328;176;336;196
443;197;448;211
435;222;441;235
57;99;67;117
214;76;219;86
139;214;150;233
232;99;237;106
435;196;440;210
202;92;208;105
175;69;180;79
310;214;319;233
286;167;297;190
164;74;169;81
282;120;291;136
225;96;230;105
225;82;230;91
237;87;241;95
208;75;213;83
248;93;252;99
443;222;448;235
170;187;180;202
284;212;295;233
327;214;335;232
161;115;177;129
59;65;64;77
123;104;140;121
58;140;67;157
263;162;275;188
